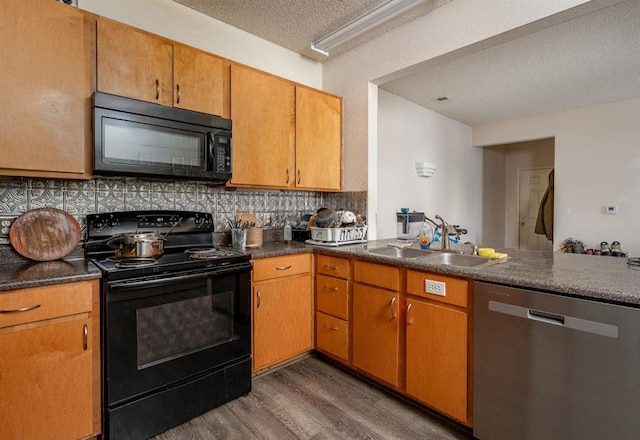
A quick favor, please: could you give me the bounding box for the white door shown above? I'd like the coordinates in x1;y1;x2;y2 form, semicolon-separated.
518;168;553;250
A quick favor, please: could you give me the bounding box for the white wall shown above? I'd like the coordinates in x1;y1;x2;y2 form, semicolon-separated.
322;0;591;192
376;91;481;242
79;0;322;88
474;97;640;255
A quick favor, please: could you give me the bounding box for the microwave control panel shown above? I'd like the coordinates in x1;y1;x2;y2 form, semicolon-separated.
212;133;232;173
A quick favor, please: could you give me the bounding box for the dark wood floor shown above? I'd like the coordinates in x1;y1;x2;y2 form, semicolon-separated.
153;356;472;440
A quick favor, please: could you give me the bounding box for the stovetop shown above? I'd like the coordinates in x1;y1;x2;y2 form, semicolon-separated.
91;247;251;281
85;210;251;280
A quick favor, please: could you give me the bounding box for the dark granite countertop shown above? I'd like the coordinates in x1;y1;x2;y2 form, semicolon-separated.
0;249;102;292
2;239;638;307
245;239;640;307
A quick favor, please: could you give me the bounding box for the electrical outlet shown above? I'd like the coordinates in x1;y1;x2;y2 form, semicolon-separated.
0;215;17;244
425;279;446;297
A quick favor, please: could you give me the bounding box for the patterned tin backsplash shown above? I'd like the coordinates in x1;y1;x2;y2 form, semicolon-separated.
0;177;367;241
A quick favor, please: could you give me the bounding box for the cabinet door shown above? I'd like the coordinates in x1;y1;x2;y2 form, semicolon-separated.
229;64;295;188
253;275;312;371
174;44;230;117
352;283;400;386
97;18;173;106
295;87;342;191
0;0;93;179
0;317;93;440
406;298;468;422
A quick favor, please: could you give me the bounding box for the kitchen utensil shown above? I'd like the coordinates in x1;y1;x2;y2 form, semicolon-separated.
340;210;357;226
314;208;338;227
9;208;81;261
105;217;181;259
106;231;165;258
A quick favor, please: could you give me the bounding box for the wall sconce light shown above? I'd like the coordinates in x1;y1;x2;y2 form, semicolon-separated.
415;162;436;177
311;0;428;56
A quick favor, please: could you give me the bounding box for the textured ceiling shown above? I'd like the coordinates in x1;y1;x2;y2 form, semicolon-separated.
171;0;640;126
380;0;640;126
171;0;450;61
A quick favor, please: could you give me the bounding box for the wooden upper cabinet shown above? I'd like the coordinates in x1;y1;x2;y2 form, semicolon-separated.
97;18;173;106
97;19;230;116
0;0;94;179
229;64;295;188
296;87;342;191
173;43;230;118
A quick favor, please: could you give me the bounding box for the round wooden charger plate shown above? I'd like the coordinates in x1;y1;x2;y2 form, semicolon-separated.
9;208;81;262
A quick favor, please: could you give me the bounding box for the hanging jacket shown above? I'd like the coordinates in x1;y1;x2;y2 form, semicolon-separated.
534;169;554;240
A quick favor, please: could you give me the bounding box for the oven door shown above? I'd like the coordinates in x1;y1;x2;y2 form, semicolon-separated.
104;265;251;406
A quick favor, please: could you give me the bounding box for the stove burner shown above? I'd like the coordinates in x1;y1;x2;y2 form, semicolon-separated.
185;248;242;260
106;257;159;269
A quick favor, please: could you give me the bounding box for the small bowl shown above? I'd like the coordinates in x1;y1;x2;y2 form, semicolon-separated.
400;208;410;214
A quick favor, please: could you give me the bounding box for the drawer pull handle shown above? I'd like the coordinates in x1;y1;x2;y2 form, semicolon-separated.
256;290;261;308
176;83;181;104
297;169;301;185
390;297;397;320
325;324;339;331
276;265;292;271
0;304;41;313
83;324;88;351
155;79;160;100
325;285;339;291
325;265;339;270
406;303;413;325
286;168;290;184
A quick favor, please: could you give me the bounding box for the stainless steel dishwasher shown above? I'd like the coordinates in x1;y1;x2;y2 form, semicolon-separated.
474;281;640;440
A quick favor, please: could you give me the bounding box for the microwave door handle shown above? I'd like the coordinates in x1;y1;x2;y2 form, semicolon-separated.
205;132;214;171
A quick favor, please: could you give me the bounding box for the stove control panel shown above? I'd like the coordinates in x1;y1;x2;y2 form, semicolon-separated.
87;211;214;239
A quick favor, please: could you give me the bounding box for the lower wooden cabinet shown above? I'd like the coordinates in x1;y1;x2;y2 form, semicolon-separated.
406;298;468;422
252;254;313;372
352;283;401;387
0;280;100;440
315;312;349;361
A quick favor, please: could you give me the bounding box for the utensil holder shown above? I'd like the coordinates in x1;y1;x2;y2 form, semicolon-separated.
247;227;263;247
231;228;247;249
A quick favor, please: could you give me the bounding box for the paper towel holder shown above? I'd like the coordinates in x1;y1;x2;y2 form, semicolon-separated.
415;162;437;177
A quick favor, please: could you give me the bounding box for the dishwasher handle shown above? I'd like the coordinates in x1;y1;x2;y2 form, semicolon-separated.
528;309;565;326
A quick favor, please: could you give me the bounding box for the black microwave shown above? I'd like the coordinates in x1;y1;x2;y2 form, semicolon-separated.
93;92;232;183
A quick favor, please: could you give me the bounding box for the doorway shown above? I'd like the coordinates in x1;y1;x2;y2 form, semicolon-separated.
481;138;554;249
518;167;553;250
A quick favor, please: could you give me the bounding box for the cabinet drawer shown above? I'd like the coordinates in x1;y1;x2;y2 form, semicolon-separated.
316;275;348;320
253;253;311;282
354;261;400;291
406;271;469;308
316;312;348;361
0;281;94;329
316;254;350;279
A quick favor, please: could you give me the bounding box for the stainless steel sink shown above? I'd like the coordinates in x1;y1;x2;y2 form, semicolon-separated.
367;247;435;258
421;252;502;269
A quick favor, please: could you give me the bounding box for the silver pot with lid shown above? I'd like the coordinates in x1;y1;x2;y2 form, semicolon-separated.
105;231;165;258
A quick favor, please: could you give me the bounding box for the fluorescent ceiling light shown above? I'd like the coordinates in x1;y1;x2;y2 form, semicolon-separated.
311;0;427;56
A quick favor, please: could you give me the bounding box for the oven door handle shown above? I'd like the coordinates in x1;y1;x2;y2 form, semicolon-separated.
108;272;215;292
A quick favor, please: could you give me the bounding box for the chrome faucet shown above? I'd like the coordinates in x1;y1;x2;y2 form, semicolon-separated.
435;214;450;250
